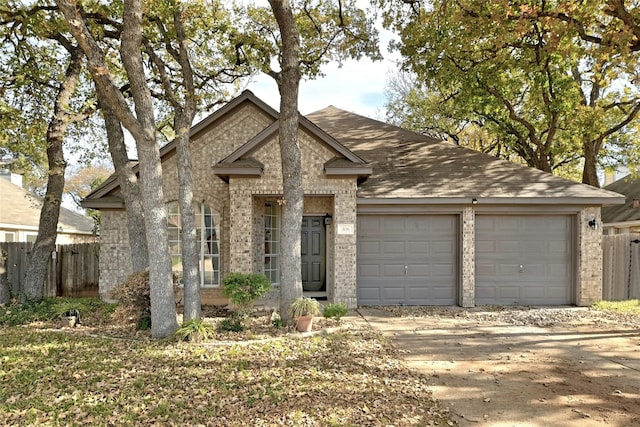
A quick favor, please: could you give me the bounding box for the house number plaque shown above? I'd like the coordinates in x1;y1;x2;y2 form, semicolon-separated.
337;224;354;235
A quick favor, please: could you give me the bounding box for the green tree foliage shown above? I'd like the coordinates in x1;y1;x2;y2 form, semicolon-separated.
381;1;640;186
235;0;381;81
1;3;98;302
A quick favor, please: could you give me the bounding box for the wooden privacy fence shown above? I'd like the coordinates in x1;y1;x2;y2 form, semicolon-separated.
602;234;640;300
0;242;99;298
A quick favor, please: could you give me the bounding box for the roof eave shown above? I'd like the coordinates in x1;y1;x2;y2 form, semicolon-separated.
357;196;626;205
212;166;263;181
603;220;640;228
80;199;125;209
324;166;373;176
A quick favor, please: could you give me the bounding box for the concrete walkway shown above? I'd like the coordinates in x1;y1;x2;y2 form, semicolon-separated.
355;307;640;427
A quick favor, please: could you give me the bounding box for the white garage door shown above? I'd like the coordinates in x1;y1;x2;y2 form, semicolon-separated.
357;215;458;305
476;215;573;305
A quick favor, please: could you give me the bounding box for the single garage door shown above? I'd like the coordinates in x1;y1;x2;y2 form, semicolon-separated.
476;215;573;305
357;215;458;305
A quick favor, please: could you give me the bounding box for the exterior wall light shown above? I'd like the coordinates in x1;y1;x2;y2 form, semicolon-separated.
471;198;478;204
588;218;598;230
324;213;333;225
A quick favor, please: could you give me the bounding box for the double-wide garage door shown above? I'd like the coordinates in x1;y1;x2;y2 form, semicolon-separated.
475;215;573;305
357;215;458;305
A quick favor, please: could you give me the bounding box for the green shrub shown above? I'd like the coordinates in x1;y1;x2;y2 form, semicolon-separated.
323;302;349;321
222;273;272;312
218;314;245;332
175;319;216;342
0;297;110;326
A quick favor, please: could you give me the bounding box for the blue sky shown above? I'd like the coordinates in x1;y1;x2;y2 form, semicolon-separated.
245;54;394;120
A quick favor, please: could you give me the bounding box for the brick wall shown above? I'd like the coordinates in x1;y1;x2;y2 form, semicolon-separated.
577;206;603;305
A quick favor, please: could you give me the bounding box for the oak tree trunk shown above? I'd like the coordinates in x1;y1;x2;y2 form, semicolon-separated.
582;140;601;187
97;91;148;273
175;119;201;321
269;0;304;321
172;7;200;321
22;51;83;301
121;0;178;338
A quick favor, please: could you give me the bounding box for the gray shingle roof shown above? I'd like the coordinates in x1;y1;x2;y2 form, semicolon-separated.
306;106;623;203
602;174;640;223
0;178;94;234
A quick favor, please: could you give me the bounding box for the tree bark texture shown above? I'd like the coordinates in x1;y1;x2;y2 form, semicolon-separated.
56;0;178;337
268;0;304;321
582;140;601;187
97;90;149;273
171;7;200;321
121;0;178;338
22;50;83;301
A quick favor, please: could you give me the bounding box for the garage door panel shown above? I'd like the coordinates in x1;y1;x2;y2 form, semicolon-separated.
357;215;458;306
497;241;519;253
433;240;455;254
476;215;572;305
407;241;429;254
383;286;406;301
384;264;406;277
406;264;428;277
432;263;455;277
359;217;382;233
359;241;381;255
358;286;381;301
476;241;496;253
383;241;405;254
358;264;380;278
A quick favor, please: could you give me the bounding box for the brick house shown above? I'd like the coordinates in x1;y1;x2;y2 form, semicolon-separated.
83;90;624;307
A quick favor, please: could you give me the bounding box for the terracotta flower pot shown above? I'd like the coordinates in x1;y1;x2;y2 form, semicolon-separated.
295;315;314;332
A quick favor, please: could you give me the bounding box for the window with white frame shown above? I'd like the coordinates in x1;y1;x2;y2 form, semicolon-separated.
1;231;15;242
167;201;220;287
264;202;280;285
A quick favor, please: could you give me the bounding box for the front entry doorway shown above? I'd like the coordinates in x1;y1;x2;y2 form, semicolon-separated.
301;216;326;292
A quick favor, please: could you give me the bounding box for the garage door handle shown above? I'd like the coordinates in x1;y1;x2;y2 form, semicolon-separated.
404;265;408;276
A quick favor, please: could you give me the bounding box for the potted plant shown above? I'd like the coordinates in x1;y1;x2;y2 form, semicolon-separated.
288;297;321;332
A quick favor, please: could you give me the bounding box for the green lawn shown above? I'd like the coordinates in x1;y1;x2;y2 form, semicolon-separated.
593;299;640;315
0;325;451;426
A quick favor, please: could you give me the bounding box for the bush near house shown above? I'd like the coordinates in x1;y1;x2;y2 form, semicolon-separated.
110;270;179;330
222;273;272;311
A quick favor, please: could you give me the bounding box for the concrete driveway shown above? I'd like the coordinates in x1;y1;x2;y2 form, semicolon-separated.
356;307;640;427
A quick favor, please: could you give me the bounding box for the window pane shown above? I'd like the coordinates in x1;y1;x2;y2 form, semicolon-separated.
166;201;220;288
264;202;279;285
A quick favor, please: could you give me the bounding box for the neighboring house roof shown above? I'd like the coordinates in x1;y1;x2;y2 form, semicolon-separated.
0;177;95;234
306;106;624;205
602;174;640;225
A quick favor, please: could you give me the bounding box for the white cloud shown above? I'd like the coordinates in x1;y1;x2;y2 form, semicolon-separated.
247;53;395;120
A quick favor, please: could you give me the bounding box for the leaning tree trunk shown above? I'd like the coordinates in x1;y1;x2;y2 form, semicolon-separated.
98;91;149;273
121;0;178;338
269;0;304;321
56;0;178;338
22;51;83;301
